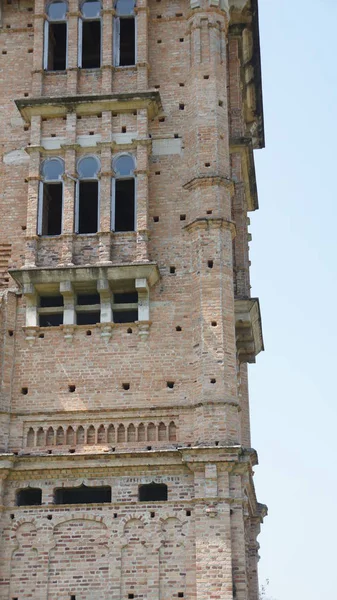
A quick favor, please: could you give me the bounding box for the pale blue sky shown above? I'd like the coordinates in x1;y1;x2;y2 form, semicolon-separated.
249;1;337;598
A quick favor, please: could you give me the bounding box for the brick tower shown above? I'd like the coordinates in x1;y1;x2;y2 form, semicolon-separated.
0;1;266;599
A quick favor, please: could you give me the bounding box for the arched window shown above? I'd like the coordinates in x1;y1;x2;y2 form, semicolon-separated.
38;158;64;236
76;155;100;234
79;0;102;68
44;1;68;71
111;154;136;232
114;0;136;67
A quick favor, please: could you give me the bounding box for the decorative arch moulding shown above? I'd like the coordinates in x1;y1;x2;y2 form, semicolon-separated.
15;91;163;124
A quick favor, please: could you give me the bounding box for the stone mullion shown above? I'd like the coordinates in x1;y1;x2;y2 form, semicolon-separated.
102;2;114;93
99;144;112;263
67;0;80;95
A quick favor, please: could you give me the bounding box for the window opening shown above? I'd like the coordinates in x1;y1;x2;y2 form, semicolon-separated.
113;291;138;323
114;0;136;66
80;1;102;68
112;154;136;232
44;1;68;71
76;292;100;325
54;485;111;504
39;158;65;236
76;156;100;234
38;295;64;327
16;488;42;506
138;483;168;502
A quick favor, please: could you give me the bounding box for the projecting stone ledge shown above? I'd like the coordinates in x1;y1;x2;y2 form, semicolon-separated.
235;297;264;363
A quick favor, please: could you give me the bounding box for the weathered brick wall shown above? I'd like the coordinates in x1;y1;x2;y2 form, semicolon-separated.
0;0;265;598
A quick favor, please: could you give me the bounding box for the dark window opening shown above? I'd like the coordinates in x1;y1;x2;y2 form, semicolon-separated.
119;18;135;66
40;296;64;308
76;311;100;325
47;22;67;70
77;293;100;305
115;179;135;232
39;313;63;327
113;310;138;323
114;292;138;303
78;181;98;233
41;183;62;235
138;483;168;502
16;488;42;506
54;485;111;504
82;20;101;68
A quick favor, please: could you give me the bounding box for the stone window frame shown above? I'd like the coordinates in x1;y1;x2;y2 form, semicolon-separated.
75;154;101;235
113;0;137;68
78;0;103;69
37;157;65;236
111;152;137;232
43;0;69;72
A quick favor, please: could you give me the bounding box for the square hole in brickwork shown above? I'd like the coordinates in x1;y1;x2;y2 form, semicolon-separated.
68;385;76;393
180;214;186;221
211;321;217;327
204;75;209;80
28;48;33;53
159;116;165;122
155;171;161;175
219;100;224;107
180;38;184;42
128;595;134;599
114;512;118;518
176;13;183;17
205;162;210;167
208;260;214;269
207;210;212;215
8;330;14;337
157;39;162;44
186;510;191;517
121;126;126;133
122;383;130;390
70;596;76;600
210;378;216;384
153;216;159;222
2;50;7;55
179;83;185;87
167;381;175;389
154;84;160;89
21;387;28;395
170;266;176;274
176;326;182;332
178;593;184;598
150;511;155;518
127;328;132;334
179;103;185;110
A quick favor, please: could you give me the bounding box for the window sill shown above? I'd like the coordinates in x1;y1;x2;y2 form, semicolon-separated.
23;321;152;342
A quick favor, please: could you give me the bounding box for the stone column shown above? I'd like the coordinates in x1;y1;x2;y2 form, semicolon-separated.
60;112;77;265
102;0;114;92
99;114;113;262
135;112;150;262
67;0;80;94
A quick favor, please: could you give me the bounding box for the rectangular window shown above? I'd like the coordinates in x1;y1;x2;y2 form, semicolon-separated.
47;22;67;71
76;293;100;325
54;486;111;504
38;295;64;327
113;291;138;323
81;20;101;68
114;179;135;232
119;18;135;66
77;181;99;234
41;183;63;235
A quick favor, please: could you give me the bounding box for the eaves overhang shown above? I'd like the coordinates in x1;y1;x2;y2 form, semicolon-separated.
15;91;163;123
9;263;161;290
235;297;264;363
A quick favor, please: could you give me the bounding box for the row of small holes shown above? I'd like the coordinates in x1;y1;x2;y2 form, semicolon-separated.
22;382;184;394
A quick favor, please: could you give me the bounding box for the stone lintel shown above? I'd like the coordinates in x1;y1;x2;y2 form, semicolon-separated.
235;297;264;363
15;91;163;123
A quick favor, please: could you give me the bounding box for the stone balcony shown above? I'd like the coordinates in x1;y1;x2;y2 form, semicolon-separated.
235;297;264;363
